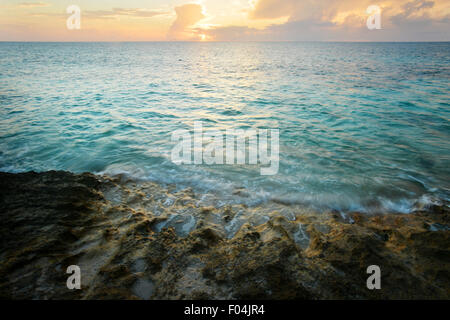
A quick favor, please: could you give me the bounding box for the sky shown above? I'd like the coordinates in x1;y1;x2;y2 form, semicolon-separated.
0;0;449;41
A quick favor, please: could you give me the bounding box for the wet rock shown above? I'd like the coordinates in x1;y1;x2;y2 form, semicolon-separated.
194;227;223;244
0;171;449;300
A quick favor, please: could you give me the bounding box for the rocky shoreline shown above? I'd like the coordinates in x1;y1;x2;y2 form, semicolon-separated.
0;171;449;299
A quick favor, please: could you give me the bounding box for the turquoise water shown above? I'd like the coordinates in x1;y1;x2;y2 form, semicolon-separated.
1;42;449;213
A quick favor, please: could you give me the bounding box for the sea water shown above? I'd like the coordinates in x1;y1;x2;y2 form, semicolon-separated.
0;42;449;213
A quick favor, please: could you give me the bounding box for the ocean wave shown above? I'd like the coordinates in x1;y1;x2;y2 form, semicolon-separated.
97;163;446;214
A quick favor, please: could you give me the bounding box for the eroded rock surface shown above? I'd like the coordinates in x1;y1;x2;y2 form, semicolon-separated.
0;171;449;299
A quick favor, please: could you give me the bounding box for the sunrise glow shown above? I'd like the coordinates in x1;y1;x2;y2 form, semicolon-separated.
0;0;449;41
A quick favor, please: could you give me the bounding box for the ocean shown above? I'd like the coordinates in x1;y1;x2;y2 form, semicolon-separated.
0;42;449;213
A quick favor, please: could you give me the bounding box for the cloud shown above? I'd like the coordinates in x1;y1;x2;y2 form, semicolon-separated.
200;0;449;41
402;0;435;16
249;0;295;20
84;8;169;20
391;0;436;23
249;0;376;22
201;20;340;41
5;0;450;41
196;25;266;41
248;0;449;24
27;7;169;20
18;2;50;8
167;4;206;40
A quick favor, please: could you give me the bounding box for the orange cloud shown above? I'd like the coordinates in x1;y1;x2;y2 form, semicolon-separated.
18;2;50;8
249;0;450;24
249;0;295;20
249;0;375;22
167;4;206;40
210;0;449;41
84;8;169;20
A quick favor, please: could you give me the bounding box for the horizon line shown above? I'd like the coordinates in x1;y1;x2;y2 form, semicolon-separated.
1;40;449;43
